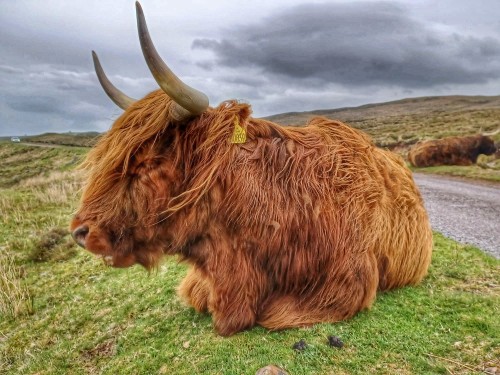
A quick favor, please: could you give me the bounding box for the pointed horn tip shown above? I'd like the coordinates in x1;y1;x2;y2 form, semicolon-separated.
91;51;101;69
135;1;143;13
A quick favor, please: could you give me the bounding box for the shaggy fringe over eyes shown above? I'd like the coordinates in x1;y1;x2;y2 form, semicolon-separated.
79;90;173;222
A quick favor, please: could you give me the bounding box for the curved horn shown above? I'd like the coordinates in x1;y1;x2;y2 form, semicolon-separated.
135;1;209;120
92;51;136;110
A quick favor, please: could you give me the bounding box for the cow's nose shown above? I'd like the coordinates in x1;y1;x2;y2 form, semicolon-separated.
72;225;89;248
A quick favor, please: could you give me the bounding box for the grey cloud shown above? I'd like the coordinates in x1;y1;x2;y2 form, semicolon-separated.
0;65;25;74
0;59;153;134
7;96;59;114
193;2;500;88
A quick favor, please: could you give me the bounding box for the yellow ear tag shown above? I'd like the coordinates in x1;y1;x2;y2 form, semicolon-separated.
231;117;247;144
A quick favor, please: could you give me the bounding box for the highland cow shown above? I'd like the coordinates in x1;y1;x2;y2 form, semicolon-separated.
70;2;433;336
408;135;497;168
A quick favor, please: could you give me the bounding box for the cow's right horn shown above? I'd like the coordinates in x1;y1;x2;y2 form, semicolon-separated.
135;1;209;121
92;51;137;110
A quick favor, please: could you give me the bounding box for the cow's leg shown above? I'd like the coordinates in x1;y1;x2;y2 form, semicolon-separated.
210;283;258;336
177;267;211;313
180;265;258;335
207;257;264;336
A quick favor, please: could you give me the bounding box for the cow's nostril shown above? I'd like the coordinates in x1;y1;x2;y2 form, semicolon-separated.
72;225;89;248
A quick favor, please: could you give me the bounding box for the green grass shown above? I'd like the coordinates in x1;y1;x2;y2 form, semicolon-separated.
0;144;498;375
412;165;500;183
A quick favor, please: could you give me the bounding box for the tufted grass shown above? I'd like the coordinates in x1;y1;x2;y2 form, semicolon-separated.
0;251;33;318
0;143;498;375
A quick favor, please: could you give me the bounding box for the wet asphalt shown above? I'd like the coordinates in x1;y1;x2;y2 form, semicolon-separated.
413;173;500;258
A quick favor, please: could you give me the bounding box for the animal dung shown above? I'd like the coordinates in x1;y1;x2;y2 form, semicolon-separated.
327;335;344;348
292;339;308;351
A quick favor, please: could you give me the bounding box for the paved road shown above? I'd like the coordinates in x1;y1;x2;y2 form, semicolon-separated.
413;173;500;258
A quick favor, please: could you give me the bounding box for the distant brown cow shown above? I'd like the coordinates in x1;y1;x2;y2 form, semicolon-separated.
70;2;433;336
408;135;497;167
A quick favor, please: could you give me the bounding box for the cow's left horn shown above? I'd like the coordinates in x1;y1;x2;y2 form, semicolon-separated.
135;1;209;121
92;51;137;110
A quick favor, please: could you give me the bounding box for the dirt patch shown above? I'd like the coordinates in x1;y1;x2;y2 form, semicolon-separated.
81;340;116;359
29;228;77;262
80;339;117;375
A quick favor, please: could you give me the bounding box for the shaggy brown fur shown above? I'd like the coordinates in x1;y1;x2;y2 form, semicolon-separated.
408;135;497;167
71;90;433;336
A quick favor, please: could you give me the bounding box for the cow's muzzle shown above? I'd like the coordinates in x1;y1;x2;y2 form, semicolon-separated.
72;225;89;248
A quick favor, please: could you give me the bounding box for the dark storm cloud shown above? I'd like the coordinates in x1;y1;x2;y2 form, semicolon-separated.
193;2;500;88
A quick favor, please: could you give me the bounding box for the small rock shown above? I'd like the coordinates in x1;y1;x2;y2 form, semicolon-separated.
484;367;497;375
182;341;190;349
292;339;307;351
255;365;289;375
327;335;344;348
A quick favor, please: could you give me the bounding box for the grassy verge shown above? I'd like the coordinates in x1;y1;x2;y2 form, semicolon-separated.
0;142;87;188
0;144;498;375
411;165;500;183
410;154;500;183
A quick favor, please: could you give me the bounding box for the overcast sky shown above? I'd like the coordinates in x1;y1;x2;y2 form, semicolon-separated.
1;0;500;136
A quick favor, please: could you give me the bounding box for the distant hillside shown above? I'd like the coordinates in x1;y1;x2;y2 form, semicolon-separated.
24;132;101;147
265;95;500;148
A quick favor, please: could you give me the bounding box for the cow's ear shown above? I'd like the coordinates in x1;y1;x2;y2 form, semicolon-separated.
236;103;252;123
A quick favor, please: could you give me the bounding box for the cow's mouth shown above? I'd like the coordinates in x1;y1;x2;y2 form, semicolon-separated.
101;255;114;266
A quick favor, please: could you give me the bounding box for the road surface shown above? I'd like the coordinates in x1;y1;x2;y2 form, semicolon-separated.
413;173;500;258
